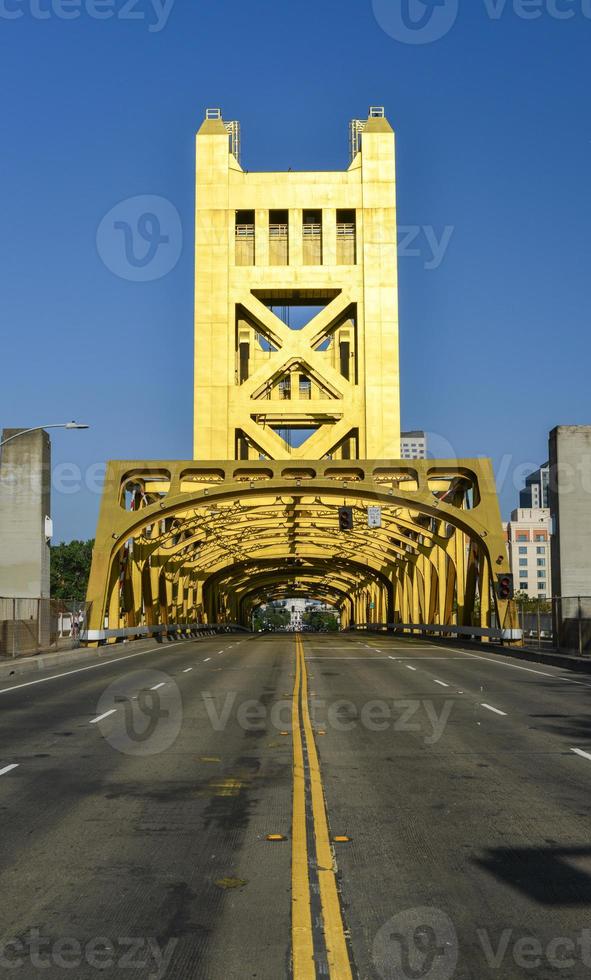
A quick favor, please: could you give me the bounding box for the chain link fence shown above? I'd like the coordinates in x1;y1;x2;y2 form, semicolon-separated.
552;596;591;656
493;596;591;656
0;598;90;658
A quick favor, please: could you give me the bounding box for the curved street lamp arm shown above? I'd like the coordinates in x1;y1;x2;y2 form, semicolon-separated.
0;423;89;451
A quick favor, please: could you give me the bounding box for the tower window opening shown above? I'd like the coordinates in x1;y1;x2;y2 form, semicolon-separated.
269;209;289;265
336;209;356;265
303;210;322;265
235;210;255;265
299;375;311;400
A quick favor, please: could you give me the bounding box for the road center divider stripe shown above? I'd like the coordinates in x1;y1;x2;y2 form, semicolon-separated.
292;633;353;980
291;634;315;977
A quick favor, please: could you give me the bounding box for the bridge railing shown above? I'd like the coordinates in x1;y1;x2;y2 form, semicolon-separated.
80;623;249;644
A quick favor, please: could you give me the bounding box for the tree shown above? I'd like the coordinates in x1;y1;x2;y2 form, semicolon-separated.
50;540;94;601
513;591;551;614
253;605;290;630
303;610;339;632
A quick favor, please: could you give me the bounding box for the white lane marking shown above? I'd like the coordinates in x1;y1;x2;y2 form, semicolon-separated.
571;748;591;762
462;652;553;676
405;665;417;671
434;679;449;687
0;764;19;776
183;667;193;673
204;657;211;662
89;708;117;725
459;650;586;683
383;656;473;661
360;641;590;687
481;703;507;716
0;641;194;697
151;682;166;691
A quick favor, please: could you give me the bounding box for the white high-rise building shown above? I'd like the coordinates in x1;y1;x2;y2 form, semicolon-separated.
400;430;427;460
504;508;552;598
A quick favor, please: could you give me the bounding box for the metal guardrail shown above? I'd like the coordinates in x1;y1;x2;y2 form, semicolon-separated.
349;623;523;643
81;623;249;644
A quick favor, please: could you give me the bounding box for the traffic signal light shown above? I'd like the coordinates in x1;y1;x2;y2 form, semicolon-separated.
338;506;353;531
496;573;514;600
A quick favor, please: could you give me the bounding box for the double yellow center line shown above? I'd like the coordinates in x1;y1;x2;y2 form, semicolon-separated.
291;633;353;979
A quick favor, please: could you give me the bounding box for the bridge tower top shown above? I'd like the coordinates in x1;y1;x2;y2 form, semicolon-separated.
194;106;400;461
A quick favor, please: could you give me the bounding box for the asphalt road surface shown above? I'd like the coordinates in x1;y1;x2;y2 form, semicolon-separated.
1;632;591;979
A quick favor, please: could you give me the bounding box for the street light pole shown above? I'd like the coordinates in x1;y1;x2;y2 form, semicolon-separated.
0;422;89;451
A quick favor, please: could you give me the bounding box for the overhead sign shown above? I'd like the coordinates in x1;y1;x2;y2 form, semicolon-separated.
367;506;382;528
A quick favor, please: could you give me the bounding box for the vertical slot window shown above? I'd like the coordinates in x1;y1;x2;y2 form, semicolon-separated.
269;209;289;265
299;374;311;400
235;210;255;266
337;209;356;264
303;209;322;265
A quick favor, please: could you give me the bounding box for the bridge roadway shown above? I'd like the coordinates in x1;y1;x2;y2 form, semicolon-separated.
1;632;591;978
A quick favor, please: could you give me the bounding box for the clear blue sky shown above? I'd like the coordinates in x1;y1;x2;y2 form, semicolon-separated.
0;0;589;540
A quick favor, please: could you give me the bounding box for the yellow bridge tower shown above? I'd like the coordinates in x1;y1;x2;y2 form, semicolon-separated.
194;107;400;462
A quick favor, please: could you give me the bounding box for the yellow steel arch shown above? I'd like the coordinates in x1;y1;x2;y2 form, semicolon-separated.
85;458;515;638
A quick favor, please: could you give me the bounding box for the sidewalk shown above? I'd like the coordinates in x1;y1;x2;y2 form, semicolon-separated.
491;642;591;674
0;634;185;681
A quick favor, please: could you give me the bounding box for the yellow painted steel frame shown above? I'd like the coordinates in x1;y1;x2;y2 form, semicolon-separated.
194;108;400;462
86;108;516;638
85;458;516;637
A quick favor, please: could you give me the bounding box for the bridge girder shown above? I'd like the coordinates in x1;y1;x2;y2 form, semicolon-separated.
85;458;516;637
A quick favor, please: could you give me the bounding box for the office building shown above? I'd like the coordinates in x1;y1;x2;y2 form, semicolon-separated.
400;430;427;460
520;462;549;509
504;508;552;598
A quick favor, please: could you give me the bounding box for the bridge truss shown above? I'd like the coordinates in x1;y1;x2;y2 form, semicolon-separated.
85;458;515;638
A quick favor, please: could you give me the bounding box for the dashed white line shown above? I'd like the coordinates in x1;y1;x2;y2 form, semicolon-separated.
571;748;591;762
481;703;507;716
434;679;449;687
0;764;19;776
183;667;193;673
89;708;117;725
405;665;417;671
151;682;166;691
204;657;211;662
0;642;193;697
